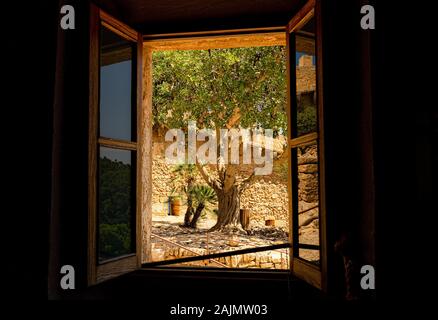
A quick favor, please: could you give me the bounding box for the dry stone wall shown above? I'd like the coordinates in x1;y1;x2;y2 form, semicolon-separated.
151;245;289;269
152;145;319;230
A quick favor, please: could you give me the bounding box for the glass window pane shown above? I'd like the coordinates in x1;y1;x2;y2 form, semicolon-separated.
98;147;136;262
294;17;317;137
100;26;136;141
293;141;320;265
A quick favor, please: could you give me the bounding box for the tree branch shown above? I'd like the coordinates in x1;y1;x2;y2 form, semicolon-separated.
196;162;220;191
225;108;241;129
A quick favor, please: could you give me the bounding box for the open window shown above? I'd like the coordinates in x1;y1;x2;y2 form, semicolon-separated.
87;0;326;291
88;5;144;285
141;34;291;271
286;0;326;289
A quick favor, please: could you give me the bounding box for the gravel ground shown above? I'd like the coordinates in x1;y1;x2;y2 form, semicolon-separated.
151;213;319;263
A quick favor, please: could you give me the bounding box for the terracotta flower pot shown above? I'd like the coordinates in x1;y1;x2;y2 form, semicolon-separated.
170;197;182;216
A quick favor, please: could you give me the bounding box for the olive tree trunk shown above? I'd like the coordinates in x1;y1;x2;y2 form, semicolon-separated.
183;196;194;227
189;203;205;228
183;179;195;227
197;162;255;232
210;185;241;231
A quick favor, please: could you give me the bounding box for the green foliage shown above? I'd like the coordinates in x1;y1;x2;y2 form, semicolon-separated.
172;163;197;176
297;99;317;136
273;161;289;182
98;157;133;260
170;164;198;197
153;47;287;135
190;184;218;207
99;223;131;259
99;157;132;225
170;164;198;204
169;195;182;202
189;185;218;225
297;92;317;135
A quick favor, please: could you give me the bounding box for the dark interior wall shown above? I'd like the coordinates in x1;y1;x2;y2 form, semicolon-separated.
48;0;91;298
91;0;308;34
357;0;375;277
320;0;377;298
371;1;417;299
44;0;384;300
4;0;428;303
5;0;59;300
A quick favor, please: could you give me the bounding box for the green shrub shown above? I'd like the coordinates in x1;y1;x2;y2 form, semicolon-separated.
297;103;317;135
99;223;131;259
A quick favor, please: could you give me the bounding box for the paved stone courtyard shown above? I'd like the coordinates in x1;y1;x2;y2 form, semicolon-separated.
150;213;319;269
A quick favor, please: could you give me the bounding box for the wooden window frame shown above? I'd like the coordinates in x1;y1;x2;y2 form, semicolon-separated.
286;0;327;290
88;4;146;285
87;0;327;291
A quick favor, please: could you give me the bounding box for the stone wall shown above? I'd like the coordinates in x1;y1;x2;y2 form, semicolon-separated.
240;161;289;228
296;54;316;93
152;147;291;228
152;145;319;231
151;244;289;269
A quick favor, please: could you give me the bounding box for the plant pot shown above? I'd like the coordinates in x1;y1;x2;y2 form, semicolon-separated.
171;198;182;216
240;209;250;230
